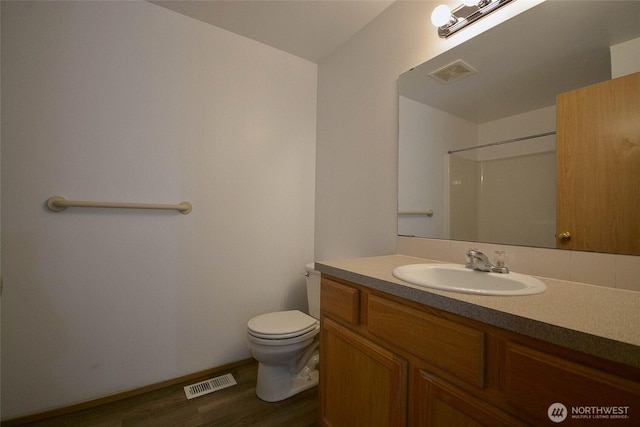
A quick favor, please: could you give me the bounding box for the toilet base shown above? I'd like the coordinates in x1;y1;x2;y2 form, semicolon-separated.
256;351;319;402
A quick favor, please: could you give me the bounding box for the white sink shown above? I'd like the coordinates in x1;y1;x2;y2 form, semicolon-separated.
392;263;546;296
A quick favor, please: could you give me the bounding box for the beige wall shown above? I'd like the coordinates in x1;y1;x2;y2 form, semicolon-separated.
1;1;316;419
315;1;439;260
611;37;640;78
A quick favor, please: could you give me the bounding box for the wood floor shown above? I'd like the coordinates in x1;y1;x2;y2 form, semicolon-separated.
17;361;319;427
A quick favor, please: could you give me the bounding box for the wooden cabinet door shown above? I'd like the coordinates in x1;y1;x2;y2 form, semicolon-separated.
556;72;640;254
320;317;407;427
412;370;526;427
504;342;640;426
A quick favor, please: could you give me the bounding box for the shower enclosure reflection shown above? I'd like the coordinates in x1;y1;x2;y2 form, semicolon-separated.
398;97;556;248
448;138;555;248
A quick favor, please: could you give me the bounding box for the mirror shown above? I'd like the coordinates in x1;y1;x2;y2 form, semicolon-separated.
398;0;640;254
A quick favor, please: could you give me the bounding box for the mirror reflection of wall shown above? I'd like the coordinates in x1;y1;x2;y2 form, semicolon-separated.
398;96;475;239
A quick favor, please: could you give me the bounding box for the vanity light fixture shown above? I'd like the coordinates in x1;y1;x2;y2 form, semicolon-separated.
431;0;515;38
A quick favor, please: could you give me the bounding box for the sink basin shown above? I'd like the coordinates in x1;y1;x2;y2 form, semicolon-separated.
392;264;546;296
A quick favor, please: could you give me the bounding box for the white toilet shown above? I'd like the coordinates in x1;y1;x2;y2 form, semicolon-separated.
246;263;321;402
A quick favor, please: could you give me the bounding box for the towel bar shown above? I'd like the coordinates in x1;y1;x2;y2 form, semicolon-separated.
46;196;192;214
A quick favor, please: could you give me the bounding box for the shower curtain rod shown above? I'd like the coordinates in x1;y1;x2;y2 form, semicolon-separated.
447;131;556;155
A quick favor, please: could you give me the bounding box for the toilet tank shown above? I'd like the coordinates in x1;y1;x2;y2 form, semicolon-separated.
305;263;321;319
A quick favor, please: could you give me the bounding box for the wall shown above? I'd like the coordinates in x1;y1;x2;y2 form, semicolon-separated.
315;1;437;260
1;0;316;419
611;37;640;78
398;96;476;239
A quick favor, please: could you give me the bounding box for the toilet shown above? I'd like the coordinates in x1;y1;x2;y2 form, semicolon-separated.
246;263;321;402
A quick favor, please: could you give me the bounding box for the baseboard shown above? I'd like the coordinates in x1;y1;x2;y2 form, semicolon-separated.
1;358;254;426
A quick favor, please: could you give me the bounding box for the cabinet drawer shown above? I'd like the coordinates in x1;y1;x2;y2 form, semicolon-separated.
321;278;360;325
367;295;485;388
505;342;640;425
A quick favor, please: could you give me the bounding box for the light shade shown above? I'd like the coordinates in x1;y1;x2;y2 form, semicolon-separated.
431;4;452;27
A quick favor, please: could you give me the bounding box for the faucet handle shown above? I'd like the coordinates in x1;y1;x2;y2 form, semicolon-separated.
465;248;477;269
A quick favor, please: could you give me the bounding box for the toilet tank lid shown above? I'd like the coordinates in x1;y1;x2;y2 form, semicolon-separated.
305;262;319;274
248;310;318;336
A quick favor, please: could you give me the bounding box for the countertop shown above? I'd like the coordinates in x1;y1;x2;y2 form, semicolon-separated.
315;254;640;369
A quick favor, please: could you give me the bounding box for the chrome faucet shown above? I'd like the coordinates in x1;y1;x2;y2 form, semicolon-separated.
465;249;509;274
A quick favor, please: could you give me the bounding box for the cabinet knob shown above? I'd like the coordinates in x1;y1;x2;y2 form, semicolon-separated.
558;231;572;241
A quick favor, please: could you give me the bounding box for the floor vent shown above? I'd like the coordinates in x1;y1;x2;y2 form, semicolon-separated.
184;373;237;400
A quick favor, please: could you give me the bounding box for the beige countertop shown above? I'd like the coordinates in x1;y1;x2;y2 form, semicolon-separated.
315;254;640;369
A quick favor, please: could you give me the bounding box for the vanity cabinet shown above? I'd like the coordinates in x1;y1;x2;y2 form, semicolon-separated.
319;275;640;426
319;279;407;426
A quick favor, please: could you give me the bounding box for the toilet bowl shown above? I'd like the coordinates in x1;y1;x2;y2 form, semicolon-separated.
246;263;321;402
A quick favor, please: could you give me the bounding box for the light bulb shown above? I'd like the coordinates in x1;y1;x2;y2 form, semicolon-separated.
462;0;478;6
431;4;452;27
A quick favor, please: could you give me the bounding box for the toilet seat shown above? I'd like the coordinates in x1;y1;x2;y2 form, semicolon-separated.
247;310;318;340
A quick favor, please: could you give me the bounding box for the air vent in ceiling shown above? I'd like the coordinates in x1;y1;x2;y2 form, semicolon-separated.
429;60;477;83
